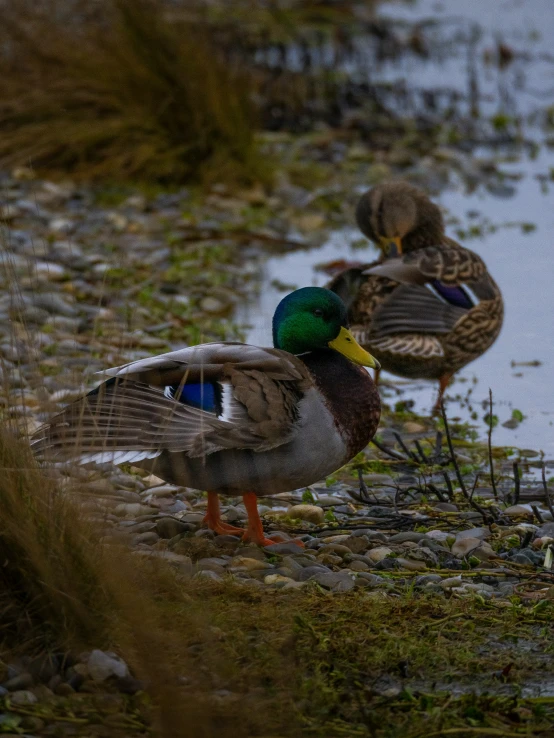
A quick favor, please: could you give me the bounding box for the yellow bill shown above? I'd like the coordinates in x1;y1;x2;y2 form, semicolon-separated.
328;327;381;369
380;235;403;257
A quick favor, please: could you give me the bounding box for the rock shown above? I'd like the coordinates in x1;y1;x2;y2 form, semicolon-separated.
349;559;370;572
341;535;369;554
263;542;305;555
396;557;427;571
433;502;459;512
297;565;332;582
366;546;393;563
456;527;491;541
288;504;325;525
440;576;463;590
504;505;534;517
389;532;429;544
194;569;223;582
87;650;129;682
403;421;425;433
231;557;272;571
537;523;554;538
310;570;355;592
3;672;34;691
155;517;193;539
451;537;482;558
425;530;454;543
264;574;296;587
10;689;38;704
133;531;159;545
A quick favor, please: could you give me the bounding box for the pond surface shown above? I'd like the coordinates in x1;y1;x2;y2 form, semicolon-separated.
241;0;554;455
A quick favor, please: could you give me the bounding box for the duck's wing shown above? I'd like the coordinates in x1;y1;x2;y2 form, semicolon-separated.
31;343;311;465
362;243;498;339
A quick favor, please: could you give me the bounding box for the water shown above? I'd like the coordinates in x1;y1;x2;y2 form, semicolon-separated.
241;0;554;454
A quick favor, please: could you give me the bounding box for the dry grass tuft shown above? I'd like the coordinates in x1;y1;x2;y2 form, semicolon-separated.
0;426;241;736
0;0;262;185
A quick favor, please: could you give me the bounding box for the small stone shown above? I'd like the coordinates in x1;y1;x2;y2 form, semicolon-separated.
297;565;331;582
538;523;554;538
441;576;463;590
311;570;355;592
3;672;34;691
456;527;491;541
389;532;429;544
194;569;223;582
155;517;193;539
263;542;305;555
133;531;159;545
403;421;425;433
341;535;369;554
425;530;454;543
87;650;129;682
54;682;76;696
396;557;427;571
433;503;459;514
349;560;370;572
366;546;393;563
10;690;38;704
451;537;482;558
200;297;225;313
264;574;295;587
504;505;534;517
288;504;325;525
231;557;272;571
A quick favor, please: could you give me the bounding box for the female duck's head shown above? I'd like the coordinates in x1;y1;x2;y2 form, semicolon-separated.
355;181;444;256
272;287;380;368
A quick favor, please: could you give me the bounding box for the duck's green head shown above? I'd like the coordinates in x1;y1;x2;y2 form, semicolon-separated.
272;287;380;368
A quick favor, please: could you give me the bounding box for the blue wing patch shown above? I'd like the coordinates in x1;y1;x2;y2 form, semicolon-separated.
430;280;475;310
164;382;221;414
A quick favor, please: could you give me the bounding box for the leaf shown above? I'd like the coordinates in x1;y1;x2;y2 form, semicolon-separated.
302;489;315;504
512;409;525;422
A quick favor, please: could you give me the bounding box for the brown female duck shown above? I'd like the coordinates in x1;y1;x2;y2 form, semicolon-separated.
327;182;504;407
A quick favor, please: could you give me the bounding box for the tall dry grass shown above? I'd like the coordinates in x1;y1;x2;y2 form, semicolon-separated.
0;0;262;185
0;425;253;737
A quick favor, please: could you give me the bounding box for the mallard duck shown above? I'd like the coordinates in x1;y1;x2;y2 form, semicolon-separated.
31;287;381;546
327;182;504;408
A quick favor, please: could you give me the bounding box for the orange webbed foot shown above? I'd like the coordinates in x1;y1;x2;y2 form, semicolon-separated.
203;491;245;537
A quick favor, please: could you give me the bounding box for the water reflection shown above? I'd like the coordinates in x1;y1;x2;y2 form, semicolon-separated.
240;0;554;453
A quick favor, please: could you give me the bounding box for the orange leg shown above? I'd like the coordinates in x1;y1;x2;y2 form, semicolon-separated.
203;491;245;536
241;492;280;547
242;493;304;548
433;372;453;413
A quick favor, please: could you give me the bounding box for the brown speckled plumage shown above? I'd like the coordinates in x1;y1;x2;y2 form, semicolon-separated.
328;182;504;391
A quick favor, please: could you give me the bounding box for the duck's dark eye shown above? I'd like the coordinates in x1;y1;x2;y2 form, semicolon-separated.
313;308;323;318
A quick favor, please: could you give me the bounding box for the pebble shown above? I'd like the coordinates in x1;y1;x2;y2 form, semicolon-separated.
10;689;38;704
366;546;393;563
288;504;325;525
88;650;129;682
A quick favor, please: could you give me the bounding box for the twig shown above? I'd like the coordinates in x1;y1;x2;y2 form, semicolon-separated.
414;439;429;464
178;226;308;251
542;462;554;519
488;388;498;500
442;472;455;501
441;400;494;523
371;438;406;461
433;430;443;461
469;472;480;503
393;431;419;462
531;505;545;524
356;468;378;504
440;400;468;498
426;483;447;502
513;461;520;505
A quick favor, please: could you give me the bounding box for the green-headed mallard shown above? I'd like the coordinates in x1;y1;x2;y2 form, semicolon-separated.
31;287;381;546
327;182;504;408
